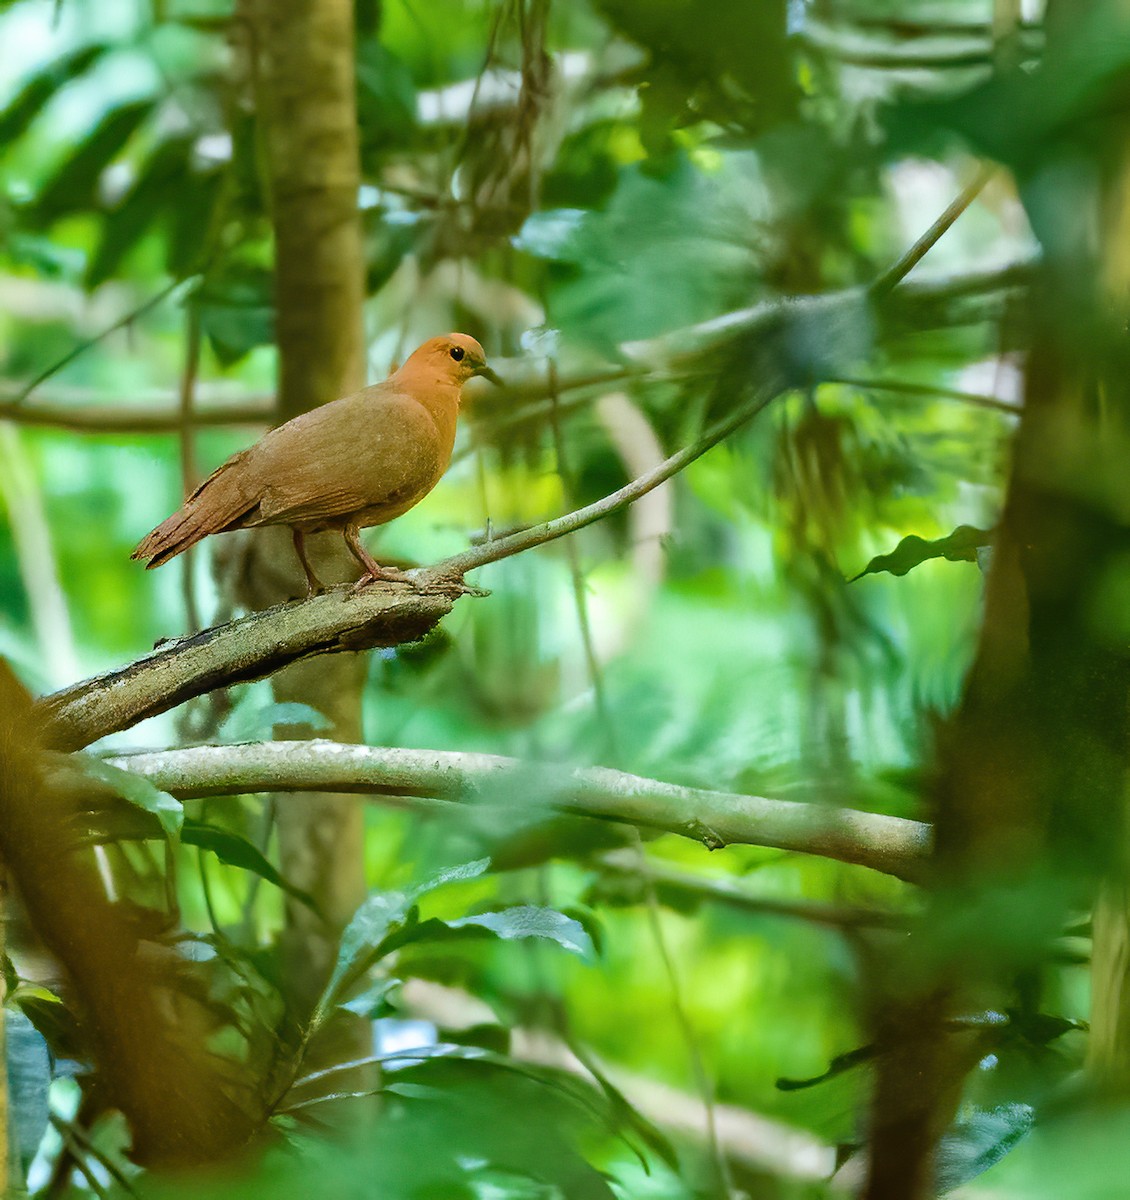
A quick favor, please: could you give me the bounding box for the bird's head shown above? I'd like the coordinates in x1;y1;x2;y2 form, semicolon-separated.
402;333;502;388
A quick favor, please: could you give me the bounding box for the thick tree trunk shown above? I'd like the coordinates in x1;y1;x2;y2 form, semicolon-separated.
241;0;370;1019
0;664;263;1167
865;6;1130;1189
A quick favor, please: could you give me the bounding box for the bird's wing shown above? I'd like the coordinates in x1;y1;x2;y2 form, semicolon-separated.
250;388;444;526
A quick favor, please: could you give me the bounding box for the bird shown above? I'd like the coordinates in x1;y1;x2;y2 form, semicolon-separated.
133;333;500;596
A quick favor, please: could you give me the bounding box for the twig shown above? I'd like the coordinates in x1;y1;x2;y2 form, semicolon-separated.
430;385;775;580
826;373;1020;414
178;304;204;633
546;356;617;752
870;164;997;298
13;279;185;407
33;259;1034;753
0;395;274;434
104;741;932;880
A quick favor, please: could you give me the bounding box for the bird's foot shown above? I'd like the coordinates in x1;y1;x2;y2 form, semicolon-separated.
350;566;416;595
413;567;490;598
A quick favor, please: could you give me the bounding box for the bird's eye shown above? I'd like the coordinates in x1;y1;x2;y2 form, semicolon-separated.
449;346;465;362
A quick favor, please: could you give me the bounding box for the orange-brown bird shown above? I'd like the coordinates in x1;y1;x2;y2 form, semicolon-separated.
133;333;499;595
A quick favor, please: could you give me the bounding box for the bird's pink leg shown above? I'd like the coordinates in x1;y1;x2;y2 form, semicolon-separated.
343;523;414;589
292;528;326;597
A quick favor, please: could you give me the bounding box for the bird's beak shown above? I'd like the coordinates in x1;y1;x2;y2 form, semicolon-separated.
475;364;503;386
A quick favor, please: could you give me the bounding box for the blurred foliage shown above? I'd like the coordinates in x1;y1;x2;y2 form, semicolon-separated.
2;0;1122;1196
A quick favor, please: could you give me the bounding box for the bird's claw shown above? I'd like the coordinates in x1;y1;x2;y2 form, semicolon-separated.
350;567;415;595
345;566;488;599
414;569;489;598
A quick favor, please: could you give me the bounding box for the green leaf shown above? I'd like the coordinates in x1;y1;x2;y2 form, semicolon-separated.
850;525;993;582
0;43;108;146
34;98;157;222
935;1104;1034;1193
412;858;494;897
86;135;195;288
448;906;594;958
355;42;417;148
10;988;84;1063
165;165;225;279
182;820;319;913
316;892;418;1022
315;859;492;1021
193;268;275;366
340;976;400;1019
776;1043;878;1091
79;756;183;839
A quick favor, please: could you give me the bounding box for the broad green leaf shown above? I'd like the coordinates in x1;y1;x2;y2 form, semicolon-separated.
0;43;108;146
182;820;320;913
935;1104;1034;1193
315;891;418;1021
34;99;157;221
86;135;195;288
850;525;993;582
165;164;225;279
315;859;491;1020
193;268;275;365
448;906;594;958
79;756;182;839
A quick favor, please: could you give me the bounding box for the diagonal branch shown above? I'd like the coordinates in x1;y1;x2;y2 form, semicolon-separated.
106;741;931;880
37;587;455;752
433;385;775;577
31;258;1036;751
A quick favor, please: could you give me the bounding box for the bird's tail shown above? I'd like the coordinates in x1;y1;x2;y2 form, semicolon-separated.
132;455;257;569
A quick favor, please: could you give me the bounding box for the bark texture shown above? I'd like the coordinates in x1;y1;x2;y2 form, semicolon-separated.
242;0;370;1015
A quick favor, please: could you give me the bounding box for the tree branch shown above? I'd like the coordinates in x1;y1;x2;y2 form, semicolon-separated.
30;257;1035;753
105;741;931;880
0;262;1031;436
37;587;456;752
433;385;776;578
0;395;274;434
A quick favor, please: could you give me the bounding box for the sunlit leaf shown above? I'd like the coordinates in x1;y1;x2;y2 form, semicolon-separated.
448;906;594;957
